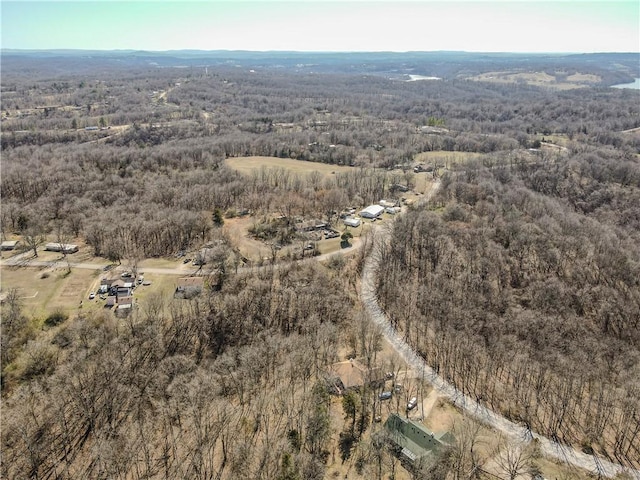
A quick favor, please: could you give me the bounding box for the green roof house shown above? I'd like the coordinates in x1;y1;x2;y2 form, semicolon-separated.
383;413;454;466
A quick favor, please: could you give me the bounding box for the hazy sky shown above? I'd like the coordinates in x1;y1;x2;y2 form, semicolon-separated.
2;1;638;53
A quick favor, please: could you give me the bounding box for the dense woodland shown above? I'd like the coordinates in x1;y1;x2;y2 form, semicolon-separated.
378;149;640;467
2;51;640;478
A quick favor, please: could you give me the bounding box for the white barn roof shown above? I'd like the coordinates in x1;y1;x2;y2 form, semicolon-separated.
343;217;361;227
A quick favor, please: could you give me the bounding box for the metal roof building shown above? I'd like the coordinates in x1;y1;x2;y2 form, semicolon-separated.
360;204;385;219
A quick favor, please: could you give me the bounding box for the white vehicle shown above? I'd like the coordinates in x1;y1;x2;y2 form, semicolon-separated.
407;397;418;410
89;292;96;299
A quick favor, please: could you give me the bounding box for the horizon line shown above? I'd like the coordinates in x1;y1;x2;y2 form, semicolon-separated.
2;48;639;55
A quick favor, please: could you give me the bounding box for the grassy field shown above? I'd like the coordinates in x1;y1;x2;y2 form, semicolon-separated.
225;156;354;179
1;266;101;320
467;71;601;90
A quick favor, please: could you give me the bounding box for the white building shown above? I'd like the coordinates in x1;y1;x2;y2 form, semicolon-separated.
360;205;385;219
343;217;361;228
44;243;79;254
1;240;19;251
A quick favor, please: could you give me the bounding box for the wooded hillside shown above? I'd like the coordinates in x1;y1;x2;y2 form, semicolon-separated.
377;149;640;467
2;52;639;478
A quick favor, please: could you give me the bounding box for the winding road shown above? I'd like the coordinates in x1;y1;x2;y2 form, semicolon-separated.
360;180;640;479
4;186;638;478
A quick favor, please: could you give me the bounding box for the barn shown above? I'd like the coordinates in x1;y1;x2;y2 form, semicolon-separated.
359;205;385;219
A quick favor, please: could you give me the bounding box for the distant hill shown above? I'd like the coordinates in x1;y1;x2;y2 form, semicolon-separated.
2;49;639;85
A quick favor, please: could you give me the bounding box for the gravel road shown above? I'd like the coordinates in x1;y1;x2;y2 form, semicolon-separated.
360;180;640;479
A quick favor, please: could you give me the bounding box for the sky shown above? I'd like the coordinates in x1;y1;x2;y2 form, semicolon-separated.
1;1;638;53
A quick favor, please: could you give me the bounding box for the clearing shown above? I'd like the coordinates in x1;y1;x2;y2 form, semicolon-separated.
225;156;354;179
467;71;602;90
1;266;100;320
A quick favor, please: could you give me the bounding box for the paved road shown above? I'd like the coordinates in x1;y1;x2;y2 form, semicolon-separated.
359;180;640;479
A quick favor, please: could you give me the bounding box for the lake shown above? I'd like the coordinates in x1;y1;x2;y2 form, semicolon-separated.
611;78;640;90
406;74;441;81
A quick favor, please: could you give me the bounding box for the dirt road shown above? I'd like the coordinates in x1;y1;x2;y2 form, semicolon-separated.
0;237;364;276
359;180;640;479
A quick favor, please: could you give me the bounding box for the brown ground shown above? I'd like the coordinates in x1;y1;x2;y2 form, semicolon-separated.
225;156;355;179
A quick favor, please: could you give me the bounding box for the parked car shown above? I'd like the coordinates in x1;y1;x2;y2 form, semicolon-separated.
89;292;96;299
379;391;392;401
407;397;418;410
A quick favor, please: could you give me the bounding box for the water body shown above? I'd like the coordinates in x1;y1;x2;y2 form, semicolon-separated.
611;78;640;89
406;74;441;81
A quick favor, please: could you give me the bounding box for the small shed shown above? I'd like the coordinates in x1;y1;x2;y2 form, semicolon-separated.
1;240;19;250
343;217;361;228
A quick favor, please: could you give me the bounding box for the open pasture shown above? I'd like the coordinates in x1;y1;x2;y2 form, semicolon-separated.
1;266;100;320
225;156;355;179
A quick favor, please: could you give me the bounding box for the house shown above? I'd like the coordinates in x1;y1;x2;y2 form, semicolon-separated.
383;413;454;467
343;217;361;228
44;243;79;254
328;359;384;394
1;240;19;250
359;205;385;219
379;199;397;208
175;276;204;299
385;207;401;215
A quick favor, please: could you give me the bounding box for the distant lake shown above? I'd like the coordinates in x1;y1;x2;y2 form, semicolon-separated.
611;78;640;90
406;74;441;81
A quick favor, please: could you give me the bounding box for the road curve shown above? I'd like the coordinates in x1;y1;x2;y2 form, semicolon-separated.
359;180;640;480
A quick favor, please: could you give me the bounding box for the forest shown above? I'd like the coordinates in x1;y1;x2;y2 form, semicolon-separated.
1;51;639;479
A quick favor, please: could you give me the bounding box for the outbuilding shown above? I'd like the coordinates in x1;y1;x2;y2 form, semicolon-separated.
383;413;454;467
44;243;79;254
360;205;385;219
1;240;19;251
343;217;361;228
